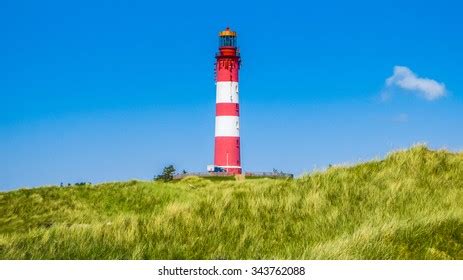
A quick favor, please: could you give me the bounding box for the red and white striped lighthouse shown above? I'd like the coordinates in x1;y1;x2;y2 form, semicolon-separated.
211;27;241;174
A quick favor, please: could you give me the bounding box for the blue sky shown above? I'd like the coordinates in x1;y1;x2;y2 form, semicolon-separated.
1;0;462;190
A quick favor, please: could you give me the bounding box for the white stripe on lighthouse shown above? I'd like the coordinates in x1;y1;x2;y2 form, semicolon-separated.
215;116;240;137
216;81;239;103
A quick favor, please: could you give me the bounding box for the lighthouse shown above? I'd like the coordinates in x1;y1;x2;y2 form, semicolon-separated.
210;27;242;174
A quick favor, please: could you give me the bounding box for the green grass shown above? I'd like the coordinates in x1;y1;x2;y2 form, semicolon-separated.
1;145;462;259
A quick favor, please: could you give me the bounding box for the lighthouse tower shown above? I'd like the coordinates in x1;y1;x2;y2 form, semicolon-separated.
212;27;241;174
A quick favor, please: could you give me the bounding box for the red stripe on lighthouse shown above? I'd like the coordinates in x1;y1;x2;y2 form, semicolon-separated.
215;47;240;82
214;137;241;168
216;103;239;116
216;63;239;82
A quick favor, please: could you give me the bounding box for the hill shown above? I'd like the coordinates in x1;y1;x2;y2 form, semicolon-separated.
1;145;462;259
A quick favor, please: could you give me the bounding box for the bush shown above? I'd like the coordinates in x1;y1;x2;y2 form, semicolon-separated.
155;165;176;182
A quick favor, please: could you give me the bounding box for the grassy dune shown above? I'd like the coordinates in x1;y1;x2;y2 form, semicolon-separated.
1;145;462;259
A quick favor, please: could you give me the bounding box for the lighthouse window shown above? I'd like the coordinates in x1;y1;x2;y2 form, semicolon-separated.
220;36;236;47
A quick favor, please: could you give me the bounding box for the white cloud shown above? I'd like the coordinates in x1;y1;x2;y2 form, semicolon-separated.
384;66;446;101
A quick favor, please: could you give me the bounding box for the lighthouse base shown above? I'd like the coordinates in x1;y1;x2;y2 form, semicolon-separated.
207;165;242;175
222;167;242;174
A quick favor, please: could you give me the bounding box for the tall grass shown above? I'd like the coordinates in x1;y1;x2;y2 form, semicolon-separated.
1;145;462;259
